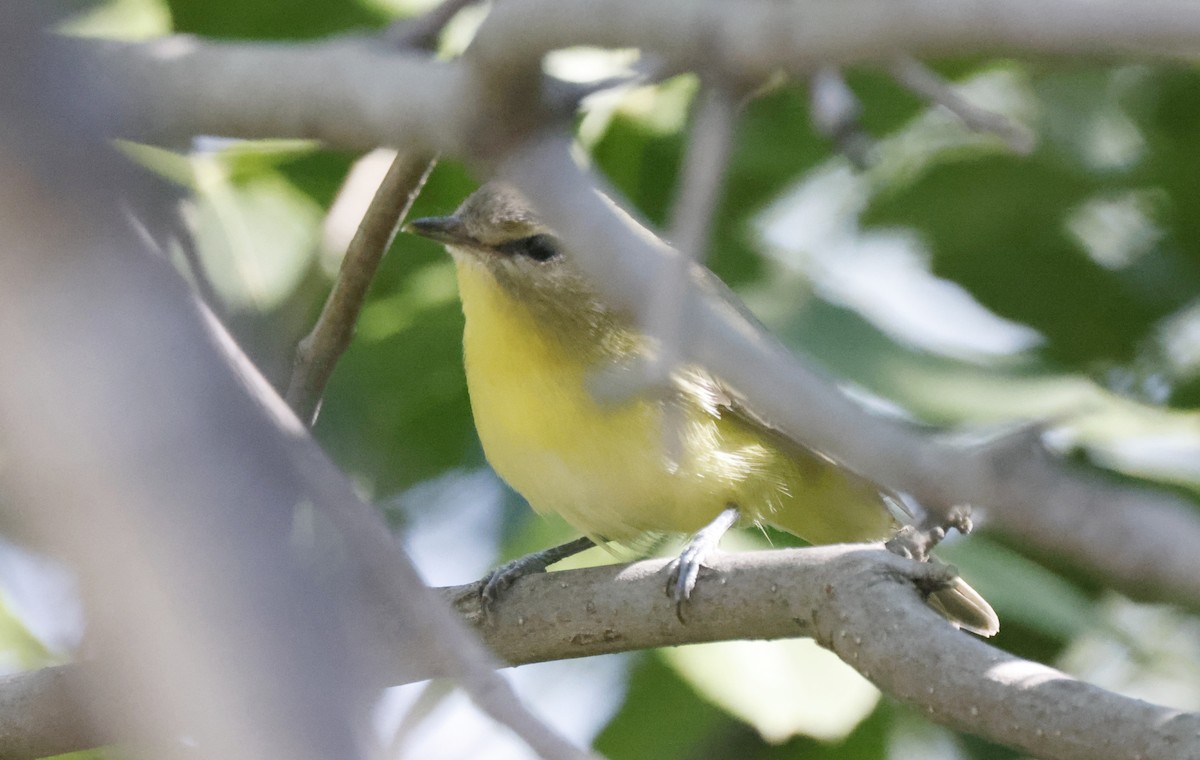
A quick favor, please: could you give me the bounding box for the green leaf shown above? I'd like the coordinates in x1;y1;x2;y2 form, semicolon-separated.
190;160;325;312
165;0;388;39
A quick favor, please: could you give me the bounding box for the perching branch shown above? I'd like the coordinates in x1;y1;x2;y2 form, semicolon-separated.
3;547;1196;760
284;150;435;424
453;547;1200;760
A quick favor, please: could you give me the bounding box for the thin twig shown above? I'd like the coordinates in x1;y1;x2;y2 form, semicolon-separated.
121;193;226;315
283;151;435;425
285;0;483;425
384;680;456;758
171;204;223;310
889;54;1035;154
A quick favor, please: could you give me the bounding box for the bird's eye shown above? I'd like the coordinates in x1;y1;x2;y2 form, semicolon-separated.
497;234;560;262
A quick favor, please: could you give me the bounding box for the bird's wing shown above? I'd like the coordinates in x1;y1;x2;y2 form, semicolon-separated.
678;262;911;517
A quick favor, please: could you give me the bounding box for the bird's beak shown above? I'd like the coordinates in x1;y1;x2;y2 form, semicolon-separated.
405;215;474;247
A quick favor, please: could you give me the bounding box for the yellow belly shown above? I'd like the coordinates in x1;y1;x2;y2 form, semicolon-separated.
455;259;894;545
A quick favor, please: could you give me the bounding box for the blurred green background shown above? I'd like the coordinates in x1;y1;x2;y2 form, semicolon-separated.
25;0;1200;758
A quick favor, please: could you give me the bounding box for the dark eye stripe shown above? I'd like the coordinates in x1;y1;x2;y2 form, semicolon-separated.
495;234;560;262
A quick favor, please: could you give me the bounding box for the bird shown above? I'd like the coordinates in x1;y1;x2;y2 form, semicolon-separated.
407;182;998;636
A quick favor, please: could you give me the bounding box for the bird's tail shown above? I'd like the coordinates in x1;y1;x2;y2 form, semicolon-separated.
926;576;999;637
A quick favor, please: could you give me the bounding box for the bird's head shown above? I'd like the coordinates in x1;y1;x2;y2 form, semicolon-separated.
407;183;633;353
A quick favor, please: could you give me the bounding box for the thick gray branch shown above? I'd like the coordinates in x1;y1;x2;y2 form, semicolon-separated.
469;0;1200;91
2;547;1195;760
94;37;464;150
456;547;1200;760
92;1;1200;152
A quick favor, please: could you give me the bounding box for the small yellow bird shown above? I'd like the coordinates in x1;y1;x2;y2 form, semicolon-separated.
409;183;997;636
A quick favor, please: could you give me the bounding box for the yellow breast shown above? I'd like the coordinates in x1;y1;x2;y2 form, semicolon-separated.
453;258;894;545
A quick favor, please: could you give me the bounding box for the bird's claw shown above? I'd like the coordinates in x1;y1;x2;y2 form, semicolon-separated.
479;561;525;624
665;548;709;623
664;505;739;623
474;536;596;625
886;505;973;562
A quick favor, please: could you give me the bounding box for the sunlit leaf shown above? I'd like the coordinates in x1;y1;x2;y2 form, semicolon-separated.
190;158;324;312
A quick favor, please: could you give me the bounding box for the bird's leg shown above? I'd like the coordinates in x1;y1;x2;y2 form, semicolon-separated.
480;536;595;621
885;504;972;562
885;505;999;636
666;505;740;623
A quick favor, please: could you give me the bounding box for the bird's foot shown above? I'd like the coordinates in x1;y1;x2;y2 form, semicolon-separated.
665;506;740;623
885;505;999;637
479;536;594;623
885;504;972;562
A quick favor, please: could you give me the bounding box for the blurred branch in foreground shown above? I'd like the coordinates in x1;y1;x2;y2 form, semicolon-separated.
0;8;592;760
0;12;371;760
